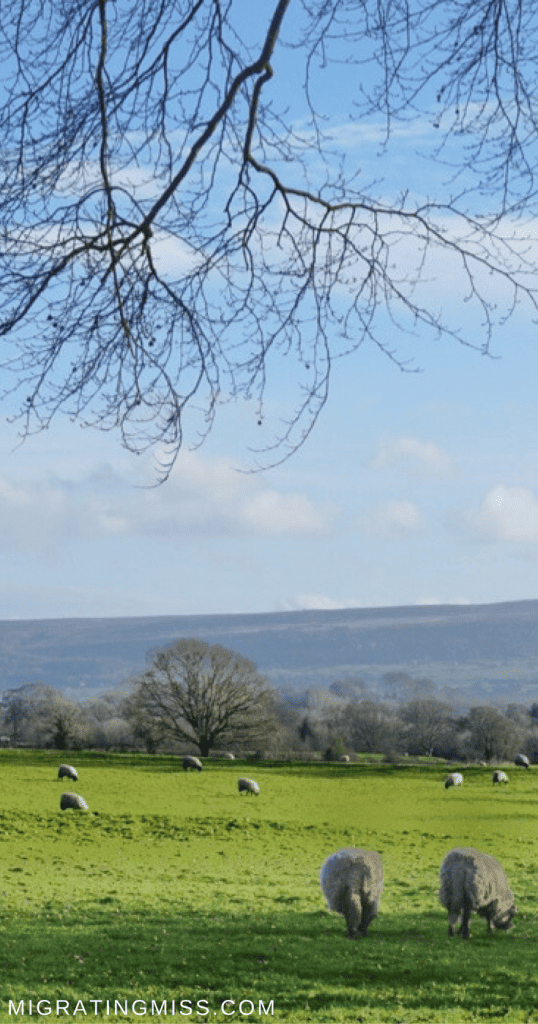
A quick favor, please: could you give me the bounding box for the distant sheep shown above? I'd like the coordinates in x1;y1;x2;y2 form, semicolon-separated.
320;848;383;938
60;791;88;811
439;847;516;939
493;770;509;784
444;772;463;789
58;764;78;781
339;754;350;763
238;777;259;795
514;754;530;769
182;756;202;772
222;752;235;760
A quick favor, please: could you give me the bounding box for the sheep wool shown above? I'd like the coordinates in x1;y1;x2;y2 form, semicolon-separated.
439;847;516;939
444;772;463;789
237;777;259;795
60;791;88;811
182;756;203;771
58;764;78;781
493;770;509;784
320;847;383;938
514;754;530;769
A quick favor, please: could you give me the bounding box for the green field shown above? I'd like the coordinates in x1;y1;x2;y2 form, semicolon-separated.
0;751;537;1024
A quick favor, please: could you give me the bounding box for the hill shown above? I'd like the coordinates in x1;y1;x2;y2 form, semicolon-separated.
1;599;538;709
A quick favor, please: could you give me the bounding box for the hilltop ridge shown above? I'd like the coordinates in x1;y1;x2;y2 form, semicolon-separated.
0;599;537;707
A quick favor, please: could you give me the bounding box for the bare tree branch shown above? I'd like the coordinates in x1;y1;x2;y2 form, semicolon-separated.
1;0;537;478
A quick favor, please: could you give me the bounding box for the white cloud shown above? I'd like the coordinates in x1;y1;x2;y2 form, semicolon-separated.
0;451;332;553
453;484;538;543
243;490;326;535
141;452;332;539
415;596;471;606
369;436;454;475
359;499;424;537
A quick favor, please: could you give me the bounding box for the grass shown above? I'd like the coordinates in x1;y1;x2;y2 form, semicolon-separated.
0;751;537;1022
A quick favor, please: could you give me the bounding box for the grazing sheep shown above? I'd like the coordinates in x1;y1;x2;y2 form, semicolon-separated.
60;791;88;811
58;764;78;781
514;754;530;769
182;755;202;771
238;777;259;795
320;848;383;938
444;772;463;789
222;752;235;760
439;847;516;939
339;754;350;763
493;770;509;784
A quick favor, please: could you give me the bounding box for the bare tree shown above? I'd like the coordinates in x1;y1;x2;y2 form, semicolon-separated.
382;672;437;706
465;705;519;762
343;698;400;755
128;638;275;756
1;683;81;748
1;685;35;744
1;1;538;476
400;698;454;757
329;677;369;701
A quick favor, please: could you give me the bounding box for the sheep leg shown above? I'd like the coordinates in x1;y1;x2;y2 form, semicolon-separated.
457;894;472;939
358;898;376;935
484;903;497;933
341;886;362;938
447;911;460;938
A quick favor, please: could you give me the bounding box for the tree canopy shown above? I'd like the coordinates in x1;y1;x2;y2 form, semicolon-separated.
129;637;275;756
1;0;538;476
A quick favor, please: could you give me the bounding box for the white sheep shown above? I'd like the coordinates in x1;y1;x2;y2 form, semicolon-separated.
320;848;383;938
58;764;78;781
222;752;235;760
237;777;259;795
514;754;530;769
182;755;203;771
60;791;88;811
439;847;516;939
339;754;350;763
444;772;463;789
493;770;509;784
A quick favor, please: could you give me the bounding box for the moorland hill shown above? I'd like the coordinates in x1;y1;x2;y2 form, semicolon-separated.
1;599;538;709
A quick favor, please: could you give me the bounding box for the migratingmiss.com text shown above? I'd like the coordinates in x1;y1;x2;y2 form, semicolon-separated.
8;997;275;1017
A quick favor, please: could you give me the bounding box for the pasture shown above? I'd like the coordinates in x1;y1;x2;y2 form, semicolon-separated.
0;751;537;1023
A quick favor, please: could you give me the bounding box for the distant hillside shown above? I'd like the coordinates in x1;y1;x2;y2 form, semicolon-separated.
1;599;538;708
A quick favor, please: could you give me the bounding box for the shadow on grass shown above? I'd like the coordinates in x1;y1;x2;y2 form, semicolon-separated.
1;904;537;1022
0;749;457;779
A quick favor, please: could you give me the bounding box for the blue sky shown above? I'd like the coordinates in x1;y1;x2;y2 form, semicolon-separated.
2;315;537;620
1;2;538;621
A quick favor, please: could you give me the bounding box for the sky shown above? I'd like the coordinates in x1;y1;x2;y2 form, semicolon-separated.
2;2;538;622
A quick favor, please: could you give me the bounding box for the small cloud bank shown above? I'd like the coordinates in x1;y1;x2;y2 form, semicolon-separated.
0;451;332;553
451;484;538;543
369;436;454;475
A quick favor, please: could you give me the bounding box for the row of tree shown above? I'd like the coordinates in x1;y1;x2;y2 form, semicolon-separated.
312;698;538;764
0;639;276;756
1;639;537;763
